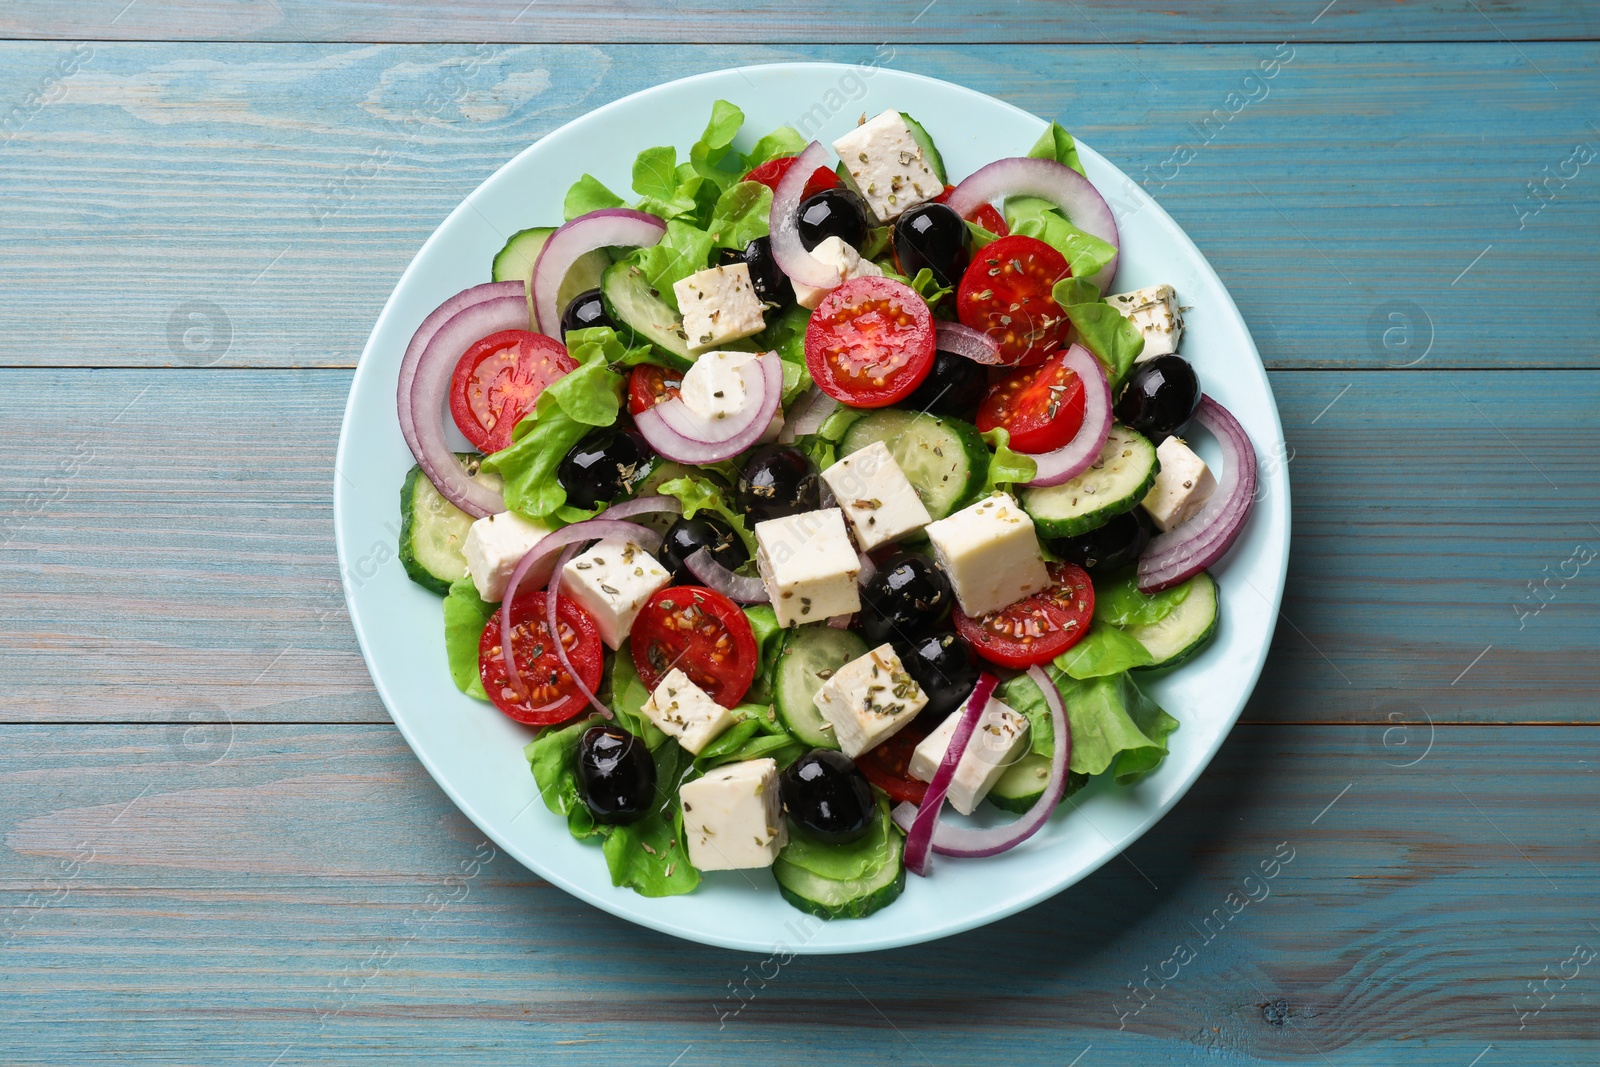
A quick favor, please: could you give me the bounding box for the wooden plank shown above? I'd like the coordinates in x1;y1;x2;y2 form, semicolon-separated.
0;368;1594;725
3;0;1597;43
1;43;1597;370
2;722;1596;1064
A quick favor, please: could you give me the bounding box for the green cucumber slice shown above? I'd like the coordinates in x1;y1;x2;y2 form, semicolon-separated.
899;112;948;185
774;626;869;749
600;260;694;369
838;410;988;520
773;833;905;920
987;755;1088;814
398;456;502;594
1125;571;1218;670
490;226;609;311
1020;425;1158;538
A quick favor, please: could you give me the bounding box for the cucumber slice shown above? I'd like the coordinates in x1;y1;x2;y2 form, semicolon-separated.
774;627;869;749
1125;571;1218;670
838;410;988;520
398;456;503;594
1020;425;1158;538
600;260;694;370
987;755;1087;814
899;112;948;185
490;227;609;312
773;833;905;920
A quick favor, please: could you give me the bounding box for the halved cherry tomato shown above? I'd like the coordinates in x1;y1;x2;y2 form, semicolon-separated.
854;717;933;805
450;330;576;454
975;349;1087;454
743;156;839;199
933;185;1009;237
955;234;1072;367
630;586;758;707
953;562;1095;668
478;590;604;726
804;276;936;408
627;363;684;416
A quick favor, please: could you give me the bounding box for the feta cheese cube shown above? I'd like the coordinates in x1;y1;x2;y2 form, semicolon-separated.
754;508;861;627
923;493;1051;617
559;537;672;649
1141;436;1216;532
680;349;784;442
680;757;786;871
673;263;766;353
641;668;737;754
820;441;932;551
1108;284;1185;360
812;643;929;758
832;109;942;222
791;235;884;310
908;698;1031;815
462;511;556;602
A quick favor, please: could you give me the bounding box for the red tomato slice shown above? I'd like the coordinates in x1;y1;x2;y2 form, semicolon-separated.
450;330;576;454
804;276;936;408
956;234;1073;367
627;363;684;416
743;156;839;199
933;185;1009;237
854;718;933;805
478;590;604;726
953;562;1095;668
975;349;1087;454
630;586;759;708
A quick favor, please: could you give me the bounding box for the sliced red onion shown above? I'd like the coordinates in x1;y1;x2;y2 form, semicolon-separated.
901;673;999;877
685;548;768;604
935;321;1004;366
634;351;782;464
544;543;611;720
819;481;837;511
398;280;524;465
856;551;877;587
1137;395;1258;593
945;156;1120;291
769;141;844;291
1022;344;1113;488
826;614;853;629
777;385;838;443
531;209;666;336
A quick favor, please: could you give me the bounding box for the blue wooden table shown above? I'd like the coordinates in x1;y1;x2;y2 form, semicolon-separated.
2;3;1598;1064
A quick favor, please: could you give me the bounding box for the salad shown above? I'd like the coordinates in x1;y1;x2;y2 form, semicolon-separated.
392;101;1258;919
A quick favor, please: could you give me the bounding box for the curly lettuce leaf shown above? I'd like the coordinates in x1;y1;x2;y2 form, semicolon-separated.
1028;121;1086;177
632;219;714;312
525;718;603;837
693;703;803;773
707;180;772;250
564;173;625;221
756;303;814;404
688;99;747;192
1052;277;1145;388
980;428;1038;494
608;642;667;749
1055;625;1155;678
601;740;700;897
747;125;807;167
743;605;784;705
1006;197;1118;284
441;574;493;698
655;474;758;557
997;667;1178;784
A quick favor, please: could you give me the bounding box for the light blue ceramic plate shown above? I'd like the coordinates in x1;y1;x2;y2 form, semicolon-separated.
334;63;1291;954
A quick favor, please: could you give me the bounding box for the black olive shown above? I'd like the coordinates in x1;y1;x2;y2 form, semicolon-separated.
892;202;969;290
903;349;988;417
718;236;794;309
659;515;748;585
576;725;656;825
1050;509;1154;575
858;553;953;645
780;749;875;844
559;288;614;341
796;188;870;252
557;429;654;510
896;630;979;721
1113;355;1201;444
736;445;821;525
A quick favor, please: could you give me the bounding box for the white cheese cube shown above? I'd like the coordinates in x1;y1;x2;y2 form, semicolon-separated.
641;668;737;753
680;757;786;871
908;698;1031;815
791;235;884;310
680;349;784;442
1141;436;1216;532
812;643;928;758
559;537;672;649
462;511;556;602
923;493;1051;617
820;441;932;551
831;109;942;222
1108;284;1184;360
673;263;766;353
754;508;861;627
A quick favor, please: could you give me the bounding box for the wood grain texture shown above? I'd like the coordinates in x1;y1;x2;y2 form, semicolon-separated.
1;43;1597;370
2;723;1596;1065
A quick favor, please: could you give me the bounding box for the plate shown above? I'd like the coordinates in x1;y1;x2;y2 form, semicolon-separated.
334;62;1291;954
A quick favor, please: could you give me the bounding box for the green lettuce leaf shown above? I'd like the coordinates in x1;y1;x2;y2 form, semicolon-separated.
1006;197;1118;283
997;667;1178;783
980;428;1038;494
692;703;803;772
632;144;699;221
776;795;899;881
965;219;1001;252
1092;568;1192;629
1027;121;1086;177
792;403;866;471
525;718;602;838
632;220;714;312
441;575;493;700
1052;277;1145;388
600;740;700;896
564;174;625;221
608;642;667;749
747;125;807;167
1055;625;1155;678
707;180;772;250
743;605;784;705
755;303;814;403
687;99;747;192
655;474;758;557
879;264;952;308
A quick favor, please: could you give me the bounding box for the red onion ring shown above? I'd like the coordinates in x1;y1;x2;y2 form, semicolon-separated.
856;551;877;587
944;156;1120;291
1136;395;1257;593
769;141;845;291
398;281;524;465
1021;344;1113;487
901;672;999;877
545;542;612;720
685;547;768;604
634;351;782;464
531;208;666;336
934;321;1004;365
777;385;838;443
825;614;853;629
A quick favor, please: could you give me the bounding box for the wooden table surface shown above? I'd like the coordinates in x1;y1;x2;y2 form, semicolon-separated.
3;2;1597;1064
